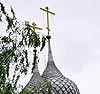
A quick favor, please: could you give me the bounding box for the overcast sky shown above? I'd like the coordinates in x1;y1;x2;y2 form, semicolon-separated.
1;0;100;94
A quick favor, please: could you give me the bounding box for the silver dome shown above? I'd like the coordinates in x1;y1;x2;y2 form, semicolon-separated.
24;35;80;94
42;37;80;94
25;64;44;90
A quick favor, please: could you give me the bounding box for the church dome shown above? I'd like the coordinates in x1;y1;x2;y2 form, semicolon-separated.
42;36;80;94
49;76;80;94
24;6;80;94
25;63;44;90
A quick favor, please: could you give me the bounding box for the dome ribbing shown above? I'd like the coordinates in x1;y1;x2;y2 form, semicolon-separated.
42;36;80;94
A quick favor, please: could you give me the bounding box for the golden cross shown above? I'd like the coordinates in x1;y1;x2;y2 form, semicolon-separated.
40;6;55;35
32;22;42;32
32;22;42;50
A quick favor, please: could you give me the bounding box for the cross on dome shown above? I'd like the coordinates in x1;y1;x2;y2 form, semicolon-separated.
24;6;80;94
32;22;42;32
40;6;55;35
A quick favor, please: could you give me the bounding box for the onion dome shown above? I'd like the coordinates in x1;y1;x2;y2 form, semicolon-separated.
42;35;80;94
25;63;44;90
24;22;44;90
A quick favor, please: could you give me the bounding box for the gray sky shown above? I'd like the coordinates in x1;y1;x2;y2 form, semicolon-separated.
1;0;100;93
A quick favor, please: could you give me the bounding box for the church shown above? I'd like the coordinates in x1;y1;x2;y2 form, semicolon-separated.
23;6;80;94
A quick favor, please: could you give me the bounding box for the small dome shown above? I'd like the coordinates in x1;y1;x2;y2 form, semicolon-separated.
25;64;44;90
42;38;80;94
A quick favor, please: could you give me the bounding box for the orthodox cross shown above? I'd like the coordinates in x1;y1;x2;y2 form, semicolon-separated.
32;22;42;32
40;6;55;35
32;22;42;50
